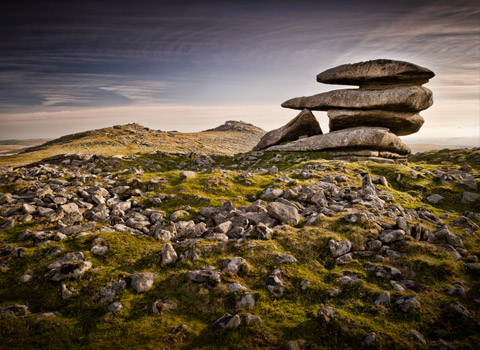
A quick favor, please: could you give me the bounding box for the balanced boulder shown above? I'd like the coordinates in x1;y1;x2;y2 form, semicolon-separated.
281;86;433;112
327;109;424;136
257;59;434;164
316;59;435;86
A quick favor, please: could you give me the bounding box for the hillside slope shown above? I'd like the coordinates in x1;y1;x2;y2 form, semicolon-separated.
0;121;265;167
0;147;479;349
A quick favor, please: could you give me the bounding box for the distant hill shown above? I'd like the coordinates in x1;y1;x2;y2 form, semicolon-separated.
0;122;265;167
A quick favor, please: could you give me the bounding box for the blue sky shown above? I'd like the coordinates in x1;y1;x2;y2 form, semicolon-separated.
0;0;479;145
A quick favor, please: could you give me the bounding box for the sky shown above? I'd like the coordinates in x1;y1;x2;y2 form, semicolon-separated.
0;0;479;146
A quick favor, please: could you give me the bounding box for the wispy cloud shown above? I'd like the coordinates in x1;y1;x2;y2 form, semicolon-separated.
0;0;478;140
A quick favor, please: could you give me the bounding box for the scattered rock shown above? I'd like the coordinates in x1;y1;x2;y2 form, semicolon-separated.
160;243;178;267
129;272;158;293
107;301;123;313
0;305;30;318
272;253;297;264
236;292;256;308
265;268;286;298
427;194;444;204
328;239;352;257
179;171;196;180
152;299;175;313
186;269;222;288
395;295;421;312
317;306;337;325
361;332;377;347
409;329;426;345
266;202;300;224
375;291;391;306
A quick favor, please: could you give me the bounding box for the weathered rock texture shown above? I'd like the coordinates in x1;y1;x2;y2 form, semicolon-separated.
257;59;435;163
266;127;410;155
281;86;433;112
253;109;322;151
316;59;435;86
327;110;424;136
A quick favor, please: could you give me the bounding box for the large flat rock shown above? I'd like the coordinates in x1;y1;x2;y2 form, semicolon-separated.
281;86;433;112
328;109;424;136
265;127;411;155
316;59;435;86
252;109;322;151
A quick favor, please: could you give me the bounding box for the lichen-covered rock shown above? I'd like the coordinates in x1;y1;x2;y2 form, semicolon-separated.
317;306;337;325
129;272;158;293
160;243;178;267
266;202;300;225
45;261;92;281
265;268;286;298
186;269;222;287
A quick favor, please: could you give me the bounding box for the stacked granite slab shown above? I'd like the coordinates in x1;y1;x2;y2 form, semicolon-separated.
253;59;435;164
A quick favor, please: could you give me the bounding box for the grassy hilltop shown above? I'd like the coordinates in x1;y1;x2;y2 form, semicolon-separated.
0;125;479;350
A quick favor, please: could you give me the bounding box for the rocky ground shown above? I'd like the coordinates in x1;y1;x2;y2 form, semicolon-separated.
0;147;479;349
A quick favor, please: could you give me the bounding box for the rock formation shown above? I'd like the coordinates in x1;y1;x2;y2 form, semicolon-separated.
253;109;322;151
254;59;435;163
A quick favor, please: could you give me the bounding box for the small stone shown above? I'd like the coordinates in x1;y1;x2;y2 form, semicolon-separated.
380;229;405;243
361;332;376;347
227;282;247;293
375;291;391;306
395;295;421;312
265;268;286;298
326;287;342;297
107;302;123;313
129;272;158;293
179;171;196;180
442;302;470;321
300;279;311;291
18;274;33;283
152;299;174;313
36;311;61;321
427;194;444;204
222;257;246;274
328;239;352;257
266;202;300;225
236;292;256;308
284;339;308;350
272;253;297;264
61;283;75;300
186;270;222;287
317;306;337;325
91;245;109;256
0;305;30;318
160;243;178;267
461;192;480;203
409;329;426;345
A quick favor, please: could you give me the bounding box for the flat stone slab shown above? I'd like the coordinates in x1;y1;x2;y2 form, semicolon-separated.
253;109;322;151
265;127;411;155
333;155;407;165
327;109;424;136
316;59;435;86
281;86;433;112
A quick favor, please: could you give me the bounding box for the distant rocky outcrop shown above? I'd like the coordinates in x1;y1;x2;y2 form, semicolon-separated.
204;120;264;134
254;59;435;164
